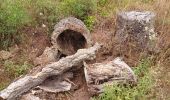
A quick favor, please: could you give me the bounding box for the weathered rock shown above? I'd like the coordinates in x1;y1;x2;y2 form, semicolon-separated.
114;11;156;65
51;17;93;55
34;46;59;66
36;72;74;93
20;94;41;100
84;57;137;95
0;50;12;60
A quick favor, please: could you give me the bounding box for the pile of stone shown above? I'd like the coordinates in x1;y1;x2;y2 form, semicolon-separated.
0;11;156;100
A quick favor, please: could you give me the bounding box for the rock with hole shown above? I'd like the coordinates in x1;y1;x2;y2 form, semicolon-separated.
51;17;93;55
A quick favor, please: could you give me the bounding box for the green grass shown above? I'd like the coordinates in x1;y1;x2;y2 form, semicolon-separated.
0;59;33;90
4;60;32;78
93;59;155;100
57;0;97;19
84;16;96;31
0;82;9;91
0;0;32;49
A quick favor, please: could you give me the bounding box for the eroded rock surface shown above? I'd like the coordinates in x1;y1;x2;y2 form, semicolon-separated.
51;17;93;55
114;11;156;66
34;46;59;66
84;57;137;95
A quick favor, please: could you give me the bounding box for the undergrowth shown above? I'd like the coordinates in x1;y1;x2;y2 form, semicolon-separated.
0;0;97;50
26;0;97;32
93;59;154;100
3;60;32;78
0;82;8;91
0;59;33;90
0;0;31;49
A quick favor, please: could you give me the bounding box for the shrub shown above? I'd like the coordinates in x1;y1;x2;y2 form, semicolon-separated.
0;0;31;50
93;59;154;100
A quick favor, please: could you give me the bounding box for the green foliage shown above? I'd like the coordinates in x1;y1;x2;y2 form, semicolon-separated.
84;16;96;31
23;0;97;33
93;59;154;100
4;60;32;78
0;0;97;49
57;0;97;20
0;0;31;49
26;0;59;25
29;0;97;23
98;0;109;7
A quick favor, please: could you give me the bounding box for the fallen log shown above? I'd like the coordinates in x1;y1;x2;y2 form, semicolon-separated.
0;43;101;100
84;57;137;95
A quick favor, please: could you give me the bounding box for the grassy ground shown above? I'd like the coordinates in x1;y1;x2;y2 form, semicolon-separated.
0;0;170;99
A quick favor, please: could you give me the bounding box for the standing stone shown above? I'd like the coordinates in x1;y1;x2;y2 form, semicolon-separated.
114;11;156;65
84;57;137;95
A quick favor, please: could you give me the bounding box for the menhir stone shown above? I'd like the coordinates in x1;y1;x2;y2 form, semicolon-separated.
114;11;156;65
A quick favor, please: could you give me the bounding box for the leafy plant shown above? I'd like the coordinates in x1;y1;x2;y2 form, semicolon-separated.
84;16;96;31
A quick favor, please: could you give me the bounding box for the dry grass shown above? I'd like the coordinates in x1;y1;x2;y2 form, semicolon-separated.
93;0;170;99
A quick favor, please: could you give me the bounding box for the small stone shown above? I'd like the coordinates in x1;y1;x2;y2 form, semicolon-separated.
0;50;12;60
42;24;46;28
39;12;43;16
